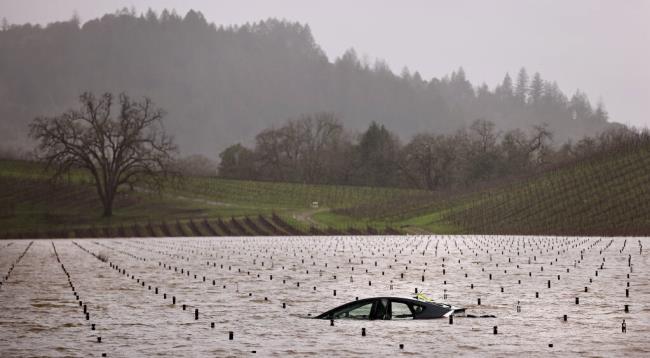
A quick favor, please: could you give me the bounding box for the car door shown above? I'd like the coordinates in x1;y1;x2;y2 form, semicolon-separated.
370;298;389;320
389;299;415;320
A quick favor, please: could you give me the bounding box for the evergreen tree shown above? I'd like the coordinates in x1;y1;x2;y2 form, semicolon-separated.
401;66;412;80
355;122;400;187
145;8;158;23
593;100;609;123
496;73;513;99
529;72;544;105
449;67;474;100
218;143;257;179
515;67;529;103
570;90;594;121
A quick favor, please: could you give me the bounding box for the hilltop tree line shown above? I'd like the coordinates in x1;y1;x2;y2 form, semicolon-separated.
218;113;643;191
0;9;610;157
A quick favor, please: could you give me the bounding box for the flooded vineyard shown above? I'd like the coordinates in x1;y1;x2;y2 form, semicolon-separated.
1;235;648;357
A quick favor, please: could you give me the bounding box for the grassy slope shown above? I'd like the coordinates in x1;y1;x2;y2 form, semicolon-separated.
397;143;650;235
2;142;648;237
0;159;423;236
178;176;426;211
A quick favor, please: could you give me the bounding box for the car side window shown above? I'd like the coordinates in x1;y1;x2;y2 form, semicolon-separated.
333;302;374;319
391;301;414;319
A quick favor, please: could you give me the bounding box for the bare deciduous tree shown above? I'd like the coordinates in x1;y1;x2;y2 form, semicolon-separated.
401;133;458;190
250;112;346;183
29;92;177;217
300;112;344;183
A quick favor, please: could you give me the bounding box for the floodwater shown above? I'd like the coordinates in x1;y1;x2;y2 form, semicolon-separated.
0;236;648;357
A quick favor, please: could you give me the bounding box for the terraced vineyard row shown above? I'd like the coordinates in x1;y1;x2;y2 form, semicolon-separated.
0;213;399;239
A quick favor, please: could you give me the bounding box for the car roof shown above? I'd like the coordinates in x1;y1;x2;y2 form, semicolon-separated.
347;296;432;304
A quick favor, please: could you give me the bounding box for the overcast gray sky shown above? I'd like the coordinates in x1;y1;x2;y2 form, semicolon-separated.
2;0;649;127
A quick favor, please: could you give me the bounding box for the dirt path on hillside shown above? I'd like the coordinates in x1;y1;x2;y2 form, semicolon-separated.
400;226;430;235
292;208;327;226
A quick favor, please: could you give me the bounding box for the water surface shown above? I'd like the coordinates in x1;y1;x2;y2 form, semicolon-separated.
1;235;648;357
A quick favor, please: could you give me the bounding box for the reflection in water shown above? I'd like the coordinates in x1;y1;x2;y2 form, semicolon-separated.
0;236;648;357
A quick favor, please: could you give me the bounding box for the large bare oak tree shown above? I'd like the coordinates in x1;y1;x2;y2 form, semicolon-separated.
30;92;177;217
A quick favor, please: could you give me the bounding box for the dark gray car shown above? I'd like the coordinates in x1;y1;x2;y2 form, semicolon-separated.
315;297;465;320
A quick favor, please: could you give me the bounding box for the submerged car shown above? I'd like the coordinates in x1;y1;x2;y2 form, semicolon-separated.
315;296;465;320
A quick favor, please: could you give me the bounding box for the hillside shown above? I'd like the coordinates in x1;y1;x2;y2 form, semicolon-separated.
335;139;650;236
0;159;416;238
1;136;648;238
441;143;650;235
0;10;609;157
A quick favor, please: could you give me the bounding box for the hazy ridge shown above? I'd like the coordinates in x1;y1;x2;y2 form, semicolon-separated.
0;9;611;156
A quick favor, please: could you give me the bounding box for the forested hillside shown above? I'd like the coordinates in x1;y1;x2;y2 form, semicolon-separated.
0;9;610;157
328;129;650;236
